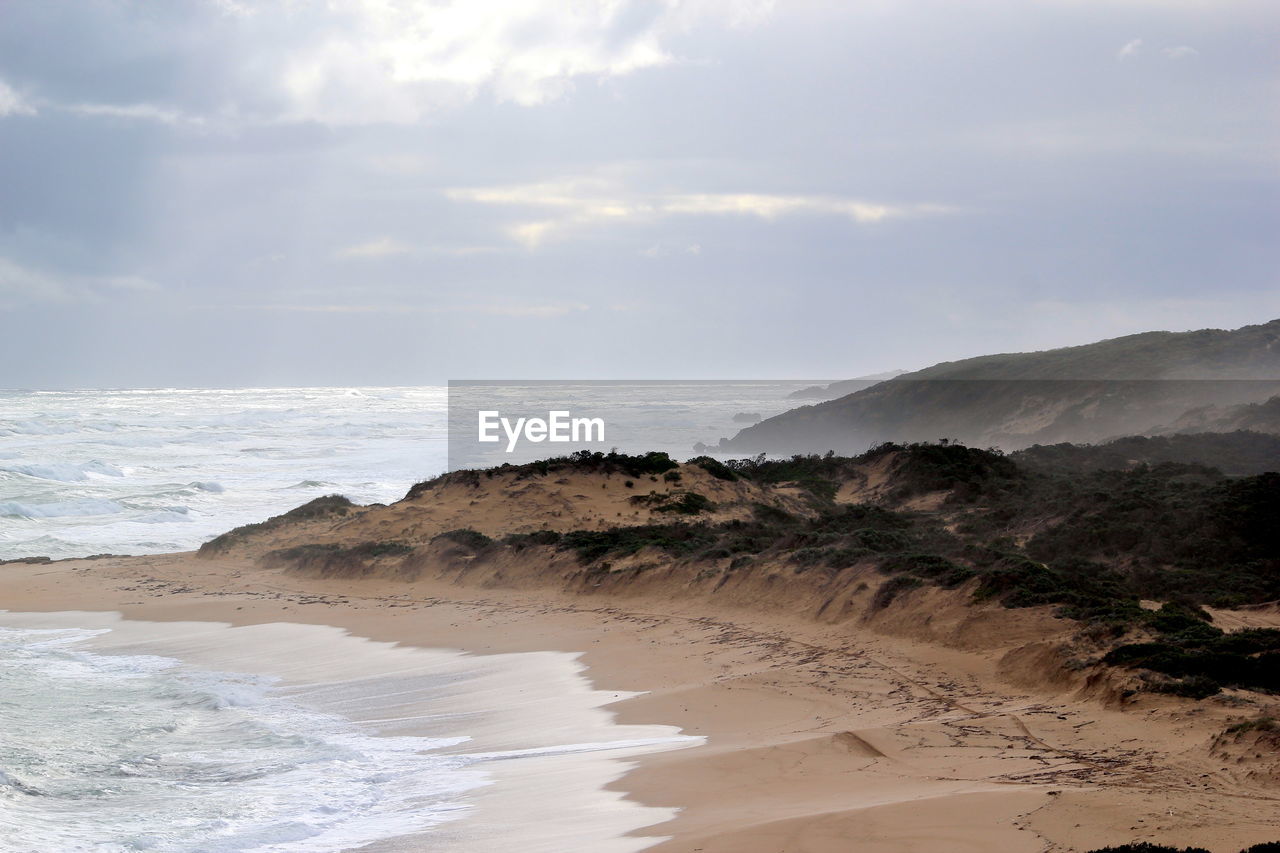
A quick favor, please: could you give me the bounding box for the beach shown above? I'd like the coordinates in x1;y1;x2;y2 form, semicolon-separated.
4;552;1279;853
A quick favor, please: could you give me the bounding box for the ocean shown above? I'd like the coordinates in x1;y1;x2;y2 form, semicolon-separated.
0;383;818;561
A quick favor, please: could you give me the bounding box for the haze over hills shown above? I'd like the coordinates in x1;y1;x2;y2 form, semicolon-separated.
786;371;910;401
722;320;1280;454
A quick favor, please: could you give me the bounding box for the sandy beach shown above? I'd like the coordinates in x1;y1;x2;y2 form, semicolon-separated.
3;548;1279;853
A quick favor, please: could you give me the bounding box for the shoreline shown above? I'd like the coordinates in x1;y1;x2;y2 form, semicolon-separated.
3;553;1280;852
0;610;697;853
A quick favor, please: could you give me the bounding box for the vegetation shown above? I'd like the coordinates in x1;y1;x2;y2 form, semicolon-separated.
1013;431;1280;478
689;455;739;481
1223;716;1276;736
1082;845;1211;853
1080;840;1280;845
543;441;1278;697
629;490;716;515
501;529;562;549
198;495;354;555
560;524;717;564
432;528;493;551
1103;623;1280;696
405;450;680;498
870;575;923;610
260;540;413;577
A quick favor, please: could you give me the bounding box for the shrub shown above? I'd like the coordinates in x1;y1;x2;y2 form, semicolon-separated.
260;540;413;577
630;491;715;515
851;528;908;553
433;529;493;551
882;553;975;588
501;529;562;549
560;524;716;564
1080;840;1208;845
870;575;922;610
1224;716;1276;736
690;456;739;481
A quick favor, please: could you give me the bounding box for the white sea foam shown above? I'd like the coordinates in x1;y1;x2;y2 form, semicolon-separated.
0;612;702;853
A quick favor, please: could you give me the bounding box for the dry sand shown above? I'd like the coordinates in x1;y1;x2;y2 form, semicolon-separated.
3;552;1279;853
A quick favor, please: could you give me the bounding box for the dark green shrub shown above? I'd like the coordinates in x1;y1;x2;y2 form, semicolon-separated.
630;491;715;515
870;575;922;610
433;529;493;551
690;456;739;481
502;529;562;549
1080;840;1208;845
560;524;716;563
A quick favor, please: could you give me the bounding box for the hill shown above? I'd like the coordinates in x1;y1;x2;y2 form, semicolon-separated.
786;370;908;400
721;320;1280;454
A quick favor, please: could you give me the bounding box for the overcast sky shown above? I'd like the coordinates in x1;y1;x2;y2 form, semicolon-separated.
0;0;1276;388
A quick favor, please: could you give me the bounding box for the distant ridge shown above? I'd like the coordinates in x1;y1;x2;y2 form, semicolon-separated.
787;370;909;400
723;320;1280;453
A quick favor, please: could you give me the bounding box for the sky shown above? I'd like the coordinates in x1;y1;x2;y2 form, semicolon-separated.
0;0;1276;388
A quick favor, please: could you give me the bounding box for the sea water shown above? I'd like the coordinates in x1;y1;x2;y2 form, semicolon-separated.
0;613;700;853
0;383;816;560
0;623;480;852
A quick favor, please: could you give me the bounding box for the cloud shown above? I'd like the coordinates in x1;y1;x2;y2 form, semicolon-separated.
462;301;589;318
230;0;775;125
639;242;703;258
0;1;775;129
0;257;159;309
0;257;66;306
0;79;35;117
63;102;200;126
99;274;161;293
336;237;413;259
1117;38;1143;60
252;301;589;317
1162;45;1199;60
447;178;954;247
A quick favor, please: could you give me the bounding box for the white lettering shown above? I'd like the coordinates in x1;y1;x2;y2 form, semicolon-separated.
478;410;605;452
478;411;500;442
548;410;570;441
502;416;526;453
572;417;605;442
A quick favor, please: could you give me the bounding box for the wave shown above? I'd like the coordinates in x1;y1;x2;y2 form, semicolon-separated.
1;460;124;482
132;507;192;524
0;498;125;519
0;624;482;853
